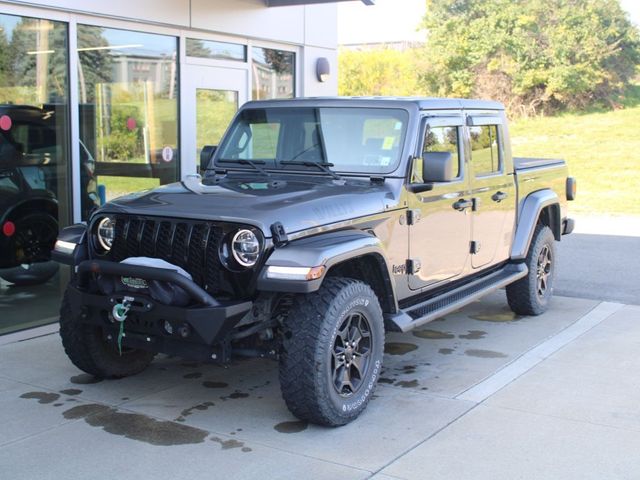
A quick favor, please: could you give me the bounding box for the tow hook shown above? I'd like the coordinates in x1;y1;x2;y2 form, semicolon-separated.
112;296;133;355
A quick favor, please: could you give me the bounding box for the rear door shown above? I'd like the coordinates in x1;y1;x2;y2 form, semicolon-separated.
408;115;471;290
466;115;516;269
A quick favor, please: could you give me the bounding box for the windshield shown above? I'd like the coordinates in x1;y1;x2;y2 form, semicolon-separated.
215;107;409;174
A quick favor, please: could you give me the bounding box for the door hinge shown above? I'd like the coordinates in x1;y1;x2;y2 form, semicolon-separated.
472;198;480;212
470;241;481;254
407;209;421;225
406;258;421;275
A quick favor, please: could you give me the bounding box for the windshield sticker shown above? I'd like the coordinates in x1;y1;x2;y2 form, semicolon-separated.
382;137;395;150
394;122;402;130
380;156;392;166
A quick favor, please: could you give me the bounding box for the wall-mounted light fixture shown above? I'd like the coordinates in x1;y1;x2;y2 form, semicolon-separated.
316;57;330;82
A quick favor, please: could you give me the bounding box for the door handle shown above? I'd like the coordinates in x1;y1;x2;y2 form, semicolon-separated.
452;198;473;211
492;191;508;202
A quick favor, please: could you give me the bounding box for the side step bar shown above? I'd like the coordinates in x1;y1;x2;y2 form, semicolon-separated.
386;263;528;333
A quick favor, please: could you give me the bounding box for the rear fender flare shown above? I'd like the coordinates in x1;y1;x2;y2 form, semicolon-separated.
511;189;560;260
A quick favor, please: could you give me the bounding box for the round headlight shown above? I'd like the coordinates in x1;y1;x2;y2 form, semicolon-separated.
231;229;260;267
96;216;115;252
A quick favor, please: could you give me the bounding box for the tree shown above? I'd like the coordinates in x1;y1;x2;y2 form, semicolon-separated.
339;48;425;97
420;0;640;114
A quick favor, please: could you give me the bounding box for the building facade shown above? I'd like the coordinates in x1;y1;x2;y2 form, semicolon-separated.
0;0;343;335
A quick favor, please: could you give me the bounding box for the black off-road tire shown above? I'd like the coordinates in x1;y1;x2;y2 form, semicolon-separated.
507;225;556;316
59;286;155;378
279;277;385;427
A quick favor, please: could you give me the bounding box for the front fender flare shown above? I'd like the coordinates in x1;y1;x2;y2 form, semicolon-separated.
257;230;397;300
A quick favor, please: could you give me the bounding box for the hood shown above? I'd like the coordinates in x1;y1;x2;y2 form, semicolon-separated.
102;173;403;237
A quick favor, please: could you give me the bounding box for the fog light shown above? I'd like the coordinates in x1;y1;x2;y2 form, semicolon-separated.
178;323;191;338
163;320;174;335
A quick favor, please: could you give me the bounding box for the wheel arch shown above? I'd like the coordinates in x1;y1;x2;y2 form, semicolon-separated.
324;252;397;314
511;189;561;261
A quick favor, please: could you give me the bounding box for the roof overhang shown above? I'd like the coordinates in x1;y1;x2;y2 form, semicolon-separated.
265;0;374;6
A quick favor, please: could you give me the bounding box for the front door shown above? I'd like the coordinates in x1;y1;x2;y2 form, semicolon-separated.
181;64;248;173
408;117;471;290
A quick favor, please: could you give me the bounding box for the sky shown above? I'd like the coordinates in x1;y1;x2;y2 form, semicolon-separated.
338;0;640;45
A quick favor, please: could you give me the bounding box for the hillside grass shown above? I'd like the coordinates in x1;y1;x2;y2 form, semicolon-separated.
510;100;640;216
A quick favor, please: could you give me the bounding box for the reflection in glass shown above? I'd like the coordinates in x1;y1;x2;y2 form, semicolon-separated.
0;13;71;333
424;126;460;177
251;47;295;100
186;38;246;61
196;89;238;158
77;25;178;206
469;125;500;176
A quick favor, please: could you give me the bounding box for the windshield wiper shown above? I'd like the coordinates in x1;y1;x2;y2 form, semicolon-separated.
280;160;343;181
217;159;271;178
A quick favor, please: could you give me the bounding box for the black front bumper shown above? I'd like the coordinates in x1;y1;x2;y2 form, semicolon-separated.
69;260;252;361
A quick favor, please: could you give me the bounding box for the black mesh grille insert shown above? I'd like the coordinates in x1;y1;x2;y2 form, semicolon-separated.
109;216;232;296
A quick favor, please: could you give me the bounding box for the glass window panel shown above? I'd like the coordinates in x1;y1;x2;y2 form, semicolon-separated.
186;38;246;61
196;88;238;158
424;126;461;178
251;47;295;100
0;13;71;334
469;125;500;176
217;107;408;174
77;25;178;206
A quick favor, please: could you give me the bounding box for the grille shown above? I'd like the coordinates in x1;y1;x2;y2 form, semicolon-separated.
109;215;235;297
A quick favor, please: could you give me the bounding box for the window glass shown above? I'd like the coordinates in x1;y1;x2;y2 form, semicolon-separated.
77;25;178;208
251;47;295;100
0;13;71;334
186;38;246;61
217;107;408;174
423;126;460;178
196;89;237;158
469;125;500;176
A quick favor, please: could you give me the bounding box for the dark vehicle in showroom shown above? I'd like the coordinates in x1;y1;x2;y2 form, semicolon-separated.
53;97;576;426
0;104;99;286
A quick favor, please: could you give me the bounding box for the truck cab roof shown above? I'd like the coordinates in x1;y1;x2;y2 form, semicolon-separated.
242;96;505;112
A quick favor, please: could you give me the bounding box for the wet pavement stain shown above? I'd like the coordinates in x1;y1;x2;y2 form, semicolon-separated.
210;436;251;452
459;330;487;340
53;403;63;407
60;388;82;396
412;329;455;340
63;404;208;446
66;398;79;402
202;381;229;389
396;379;419;388
176;401;215;422
70;374;103;385
471;310;522;322
384;343;418;356
183;372;203;379
221;392;249;400
20;392;60;404
464;349;508;358
378;377;394;384
438;348;455;355
274;420;308;434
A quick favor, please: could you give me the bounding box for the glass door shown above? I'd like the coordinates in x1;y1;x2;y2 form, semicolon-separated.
181;64;247;174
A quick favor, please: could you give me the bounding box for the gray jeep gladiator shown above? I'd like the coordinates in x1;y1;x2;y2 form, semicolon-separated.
53;98;576;426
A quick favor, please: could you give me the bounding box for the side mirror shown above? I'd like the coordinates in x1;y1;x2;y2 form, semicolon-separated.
423;151;455;183
199;145;217;172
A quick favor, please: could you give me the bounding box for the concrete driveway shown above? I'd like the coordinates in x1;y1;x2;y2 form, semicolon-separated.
1;289;638;480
